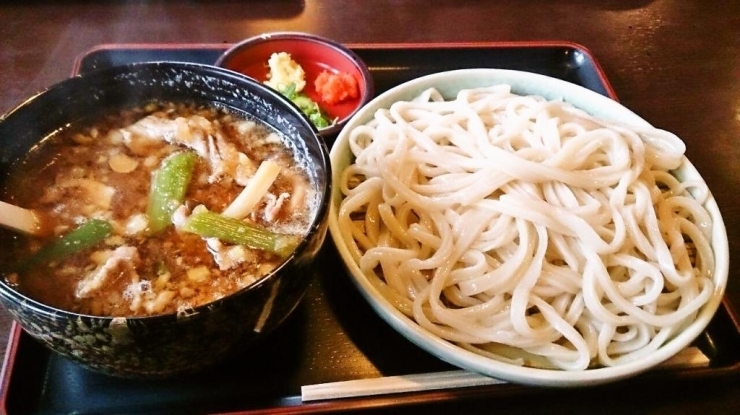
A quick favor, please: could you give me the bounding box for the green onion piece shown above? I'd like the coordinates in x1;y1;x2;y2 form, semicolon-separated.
281;83;298;99
154;260;169;276
278;83;333;129
182;210;301;258
292;95;315;110
310;112;331;128
146;151;198;234
26;219;112;266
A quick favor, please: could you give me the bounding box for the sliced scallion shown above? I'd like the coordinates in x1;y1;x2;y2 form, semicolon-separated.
182;210;300;258
25;219;112;267
146;151;198;234
278;83;333;129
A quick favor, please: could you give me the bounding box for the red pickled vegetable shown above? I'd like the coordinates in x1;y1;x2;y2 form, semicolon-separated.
314;70;359;105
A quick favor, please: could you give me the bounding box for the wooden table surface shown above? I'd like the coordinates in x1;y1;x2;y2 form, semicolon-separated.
0;1;738;413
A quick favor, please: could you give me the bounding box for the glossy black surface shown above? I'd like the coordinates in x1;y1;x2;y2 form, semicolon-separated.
1;44;738;415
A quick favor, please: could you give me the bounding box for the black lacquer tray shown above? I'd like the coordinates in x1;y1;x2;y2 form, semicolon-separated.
1;42;738;415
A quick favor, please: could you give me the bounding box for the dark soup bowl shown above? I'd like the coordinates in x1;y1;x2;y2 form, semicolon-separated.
0;62;331;378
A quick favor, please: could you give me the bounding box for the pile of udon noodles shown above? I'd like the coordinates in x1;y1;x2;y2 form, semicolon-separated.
336;84;715;370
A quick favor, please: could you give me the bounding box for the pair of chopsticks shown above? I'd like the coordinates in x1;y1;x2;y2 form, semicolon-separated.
300;347;709;402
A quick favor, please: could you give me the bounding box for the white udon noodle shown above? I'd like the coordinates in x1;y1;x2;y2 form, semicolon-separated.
337;85;715;371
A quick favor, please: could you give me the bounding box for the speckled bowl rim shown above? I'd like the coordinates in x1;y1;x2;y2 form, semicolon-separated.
327;68;729;387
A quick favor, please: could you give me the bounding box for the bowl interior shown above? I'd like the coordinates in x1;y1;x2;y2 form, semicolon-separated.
0;61;330;319
328;68;729;386
217;33;372;130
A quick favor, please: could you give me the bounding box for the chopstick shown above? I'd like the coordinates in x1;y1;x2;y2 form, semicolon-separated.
302;369;504;402
300;347;709;402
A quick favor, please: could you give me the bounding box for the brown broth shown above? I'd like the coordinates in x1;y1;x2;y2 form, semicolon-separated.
0;102;316;317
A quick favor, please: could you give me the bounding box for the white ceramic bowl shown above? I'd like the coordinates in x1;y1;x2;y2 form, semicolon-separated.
327;69;729;387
